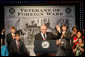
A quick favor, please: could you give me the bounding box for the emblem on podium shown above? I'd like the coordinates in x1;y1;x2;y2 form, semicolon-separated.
41;41;50;49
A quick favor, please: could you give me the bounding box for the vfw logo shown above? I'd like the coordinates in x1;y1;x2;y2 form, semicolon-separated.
9;8;15;17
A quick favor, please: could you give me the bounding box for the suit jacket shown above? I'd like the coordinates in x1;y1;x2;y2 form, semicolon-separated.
35;32;55;40
1;45;9;56
56;30;71;41
9;40;29;56
34;32;56;54
7;33;14;47
1;34;5;45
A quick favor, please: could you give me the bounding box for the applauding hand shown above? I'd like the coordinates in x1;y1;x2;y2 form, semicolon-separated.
56;25;61;33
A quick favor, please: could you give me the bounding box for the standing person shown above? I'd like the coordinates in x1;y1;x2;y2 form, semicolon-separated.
73;38;84;56
56;25;73;56
81;29;84;43
61;25;71;41
56;25;71;41
6;26;16;55
1;29;5;45
34;25;56;56
71;26;78;38
71;26;78;46
35;25;55;40
73;31;83;51
9;32;29;56
1;38;9;56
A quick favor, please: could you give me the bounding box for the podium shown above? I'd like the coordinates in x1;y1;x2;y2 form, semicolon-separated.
34;40;57;54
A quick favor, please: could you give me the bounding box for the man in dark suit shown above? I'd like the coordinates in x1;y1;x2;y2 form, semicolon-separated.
34;25;56;56
35;32;55;40
56;25;73;56
9;32;29;56
6;27;16;55
35;25;55;40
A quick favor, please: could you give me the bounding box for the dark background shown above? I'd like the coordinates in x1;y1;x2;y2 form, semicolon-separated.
0;0;84;31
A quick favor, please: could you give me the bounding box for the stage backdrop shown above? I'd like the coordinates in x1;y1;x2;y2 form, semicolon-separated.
5;6;75;56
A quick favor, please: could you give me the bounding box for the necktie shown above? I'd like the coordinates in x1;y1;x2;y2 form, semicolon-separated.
12;33;15;40
43;34;46;40
17;41;20;53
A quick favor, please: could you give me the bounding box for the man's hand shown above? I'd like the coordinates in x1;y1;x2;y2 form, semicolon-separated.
56;25;61;33
56;40;60;45
77;44;79;48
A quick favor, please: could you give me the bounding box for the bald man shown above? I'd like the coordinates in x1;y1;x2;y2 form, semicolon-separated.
35;25;55;40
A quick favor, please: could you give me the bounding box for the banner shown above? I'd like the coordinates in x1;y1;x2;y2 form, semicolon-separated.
5;6;75;56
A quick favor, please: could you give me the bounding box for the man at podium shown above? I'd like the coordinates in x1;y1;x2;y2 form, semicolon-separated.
34;25;56;56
